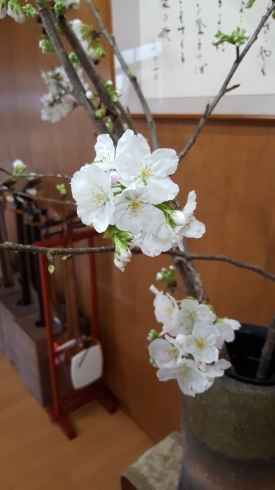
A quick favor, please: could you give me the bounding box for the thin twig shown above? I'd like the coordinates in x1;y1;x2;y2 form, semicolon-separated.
256;314;275;380
36;3;109;136
14;173;72;180
0;240;274;283
2;189;75;207
56;14;124;141
168;250;275;282
115;100;136;132
85;0;159;151
0;242;114;256
178;2;275;162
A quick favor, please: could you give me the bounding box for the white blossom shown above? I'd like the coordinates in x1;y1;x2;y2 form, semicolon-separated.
70;19;93;55
71;164;114;233
215;317;241;348
132;224;174;257
203;359;232;389
115;132;179;200
157;358;209;397
148;337;179;368
40;66;88;123
93;130;133;172
169;299;216;336
93;134;116;172
12;159;26;171
113;185;167;235
186;321;219;363
173;191;205;251
150;285;178;331
7;0;24;23
41;93;75;124
114;248;132;272
0;0;7;19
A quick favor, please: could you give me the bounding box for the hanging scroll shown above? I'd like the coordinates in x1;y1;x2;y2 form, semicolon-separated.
111;0;275;115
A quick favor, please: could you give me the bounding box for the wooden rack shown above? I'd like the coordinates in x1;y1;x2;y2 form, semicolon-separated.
34;228;116;439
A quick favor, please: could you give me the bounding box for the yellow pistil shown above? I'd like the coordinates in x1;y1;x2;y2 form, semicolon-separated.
89;189;106;208
96;148;113;166
139;164;153;183
165;306;174;317
170;347;178;358
128;199;143;217
184;214;195;230
195;339;206;350
179;365;189;380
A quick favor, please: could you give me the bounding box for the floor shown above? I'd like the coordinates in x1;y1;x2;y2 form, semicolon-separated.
0;352;154;490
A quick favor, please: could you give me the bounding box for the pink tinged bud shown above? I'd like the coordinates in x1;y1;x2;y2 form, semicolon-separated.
110;171;120;184
171;210;188;226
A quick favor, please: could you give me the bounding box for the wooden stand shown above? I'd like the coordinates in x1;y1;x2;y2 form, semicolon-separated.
34;229;116;440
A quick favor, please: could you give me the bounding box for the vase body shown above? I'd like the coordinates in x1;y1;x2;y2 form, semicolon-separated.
178;324;275;490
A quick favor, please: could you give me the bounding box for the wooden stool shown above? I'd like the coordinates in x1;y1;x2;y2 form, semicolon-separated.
120;432;182;490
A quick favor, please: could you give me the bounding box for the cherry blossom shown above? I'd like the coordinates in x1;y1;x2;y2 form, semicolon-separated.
132;224;174;257
157;359;209;397
113;185;167;235
186;322;219;363
71;164;114;233
7;0;24;23
115;132;179;200
114;248;132;272
169;299;216;336
173;191;205;251
150;285;178;332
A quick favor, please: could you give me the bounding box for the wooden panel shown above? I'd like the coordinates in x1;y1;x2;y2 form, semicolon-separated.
1;2;275;443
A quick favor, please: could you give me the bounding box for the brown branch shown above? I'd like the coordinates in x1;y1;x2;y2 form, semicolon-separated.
85;0;159;151
15;173;72;180
36;3;109;136
256;314;275;380
0;240;274;284
2;189;75;207
178;2;275;162
171;256;205;301
115;100;136;132
168;250;275;282
0;242;115;256
56;14;124;141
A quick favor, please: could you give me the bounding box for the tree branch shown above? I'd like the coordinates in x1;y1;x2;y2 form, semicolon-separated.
56;14;124;141
17;173;72;180
256;314;275;380
115;100;136;132
85;0;159;151
36;3;110;136
0;242;115;256
168;250;275;282
2;189;75;207
170;255;206;302
178;2;275;162
0;241;274;283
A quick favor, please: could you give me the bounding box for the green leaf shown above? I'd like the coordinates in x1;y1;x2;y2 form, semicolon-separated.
56;183;67;196
246;0;256;8
80;23;94;36
48;265;55;274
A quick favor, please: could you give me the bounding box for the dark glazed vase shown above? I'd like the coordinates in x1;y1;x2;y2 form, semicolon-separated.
178;324;275;490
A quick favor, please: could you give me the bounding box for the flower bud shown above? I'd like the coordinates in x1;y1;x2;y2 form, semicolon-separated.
110;171;120;185
54;1;66;15
86;90;94;100
171;210;187;226
147;330;160;342
156;272;163;281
